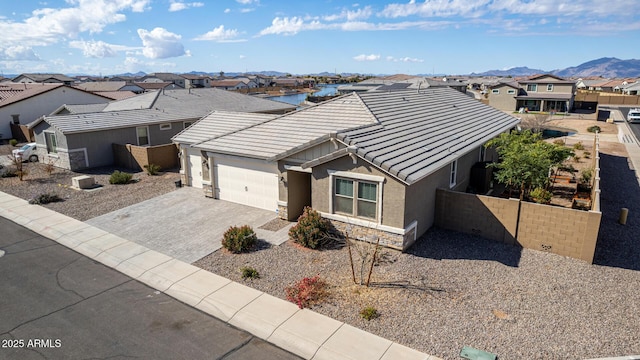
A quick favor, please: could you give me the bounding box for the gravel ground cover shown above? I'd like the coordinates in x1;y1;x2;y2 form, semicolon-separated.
196;139;640;360
0;145;180;221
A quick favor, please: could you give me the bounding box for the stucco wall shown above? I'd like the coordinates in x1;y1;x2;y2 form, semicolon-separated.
488;86;518;111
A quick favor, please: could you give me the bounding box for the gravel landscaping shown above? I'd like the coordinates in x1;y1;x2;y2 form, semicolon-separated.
0;144;180;221
195;139;640;360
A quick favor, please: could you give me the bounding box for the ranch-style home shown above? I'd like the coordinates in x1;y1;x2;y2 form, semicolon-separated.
173;87;520;250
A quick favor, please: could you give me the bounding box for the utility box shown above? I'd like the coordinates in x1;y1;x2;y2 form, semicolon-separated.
72;175;95;189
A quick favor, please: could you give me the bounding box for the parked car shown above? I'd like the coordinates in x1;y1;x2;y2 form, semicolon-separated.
12;142;38;162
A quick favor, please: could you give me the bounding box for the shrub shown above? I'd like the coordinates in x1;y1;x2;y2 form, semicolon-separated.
222;225;257;253
285;275;328;309
109;170;133;184
9;139;18;147
240;266;260;280
29;193;62;205
144;163;161;176
580;168;593;185
583;151;591;159
288;207;329;249
552;139;565;146
587;125;601;133
530;187;552;204
573;142;584;150
360;306;380;321
1;169;17;178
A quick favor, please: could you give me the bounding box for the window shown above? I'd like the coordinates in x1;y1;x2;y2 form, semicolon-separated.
526;84;537;92
11;114;20;124
547;84;554;91
491;89;499;94
333;177;378;220
507;89;516;95
450;160;458;188
159;123;171;130
183;121;193;129
479;146;486;162
136;126;149;146
45;132;57;154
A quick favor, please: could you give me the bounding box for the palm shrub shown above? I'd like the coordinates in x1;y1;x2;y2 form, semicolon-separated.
222;225;257;253
109;170;132;184
144;163;161;175
288;207;329;249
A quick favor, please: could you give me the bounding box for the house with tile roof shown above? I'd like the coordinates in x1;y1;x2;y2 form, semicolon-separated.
0;83;110;141
12;73;76;85
488;74;576;113
27;88;296;170
173;87;520;250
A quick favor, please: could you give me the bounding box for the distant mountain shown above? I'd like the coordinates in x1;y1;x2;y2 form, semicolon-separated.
470;66;546;77
554;57;640;78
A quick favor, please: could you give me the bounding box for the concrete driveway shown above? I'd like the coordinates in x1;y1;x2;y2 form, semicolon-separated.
86;187;293;263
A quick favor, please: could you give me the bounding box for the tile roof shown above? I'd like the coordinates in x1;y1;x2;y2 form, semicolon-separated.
13;73;75;82
337;88;520;184
0;83;64;108
74;81;127;92
172;111;278;145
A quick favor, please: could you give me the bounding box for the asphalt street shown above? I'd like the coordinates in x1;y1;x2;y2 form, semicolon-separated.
0;217;301;360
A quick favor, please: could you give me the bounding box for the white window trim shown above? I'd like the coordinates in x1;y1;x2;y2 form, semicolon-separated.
547;84;554;91
479;146;486;162
491;89;499;94
183;121;193;129
136;126;150;146
159;123;172;130
327;170;384;224
44;131;58;155
507;89;516;95
450;160;458;188
527;84;538;92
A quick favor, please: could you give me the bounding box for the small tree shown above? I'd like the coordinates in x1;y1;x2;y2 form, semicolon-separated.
8;154;28;181
520;113;553;133
485;130;573;200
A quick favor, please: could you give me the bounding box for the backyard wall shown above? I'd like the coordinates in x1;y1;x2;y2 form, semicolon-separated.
113;143;179;171
575;91;640;106
434;189;602;263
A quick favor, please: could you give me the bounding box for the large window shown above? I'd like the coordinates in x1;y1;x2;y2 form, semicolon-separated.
136;126;149;146
45;132;57;154
334;177;378;220
526;84;538;92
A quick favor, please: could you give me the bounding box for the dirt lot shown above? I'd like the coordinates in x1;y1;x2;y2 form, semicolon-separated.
0;144;180;221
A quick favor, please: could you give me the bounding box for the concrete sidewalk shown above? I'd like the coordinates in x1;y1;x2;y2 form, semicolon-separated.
0;191;440;360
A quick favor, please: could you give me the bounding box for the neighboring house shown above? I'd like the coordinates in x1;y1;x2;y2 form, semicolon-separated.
12;73;76;85
487;74;576;112
140;73;186;88
273;78;302;88
74;81;144;94
210;80;250;90
621;81;640;95
28;88;296;170
173;87;520;250
0;83;110;141
134;82;178;92
180;74;211;88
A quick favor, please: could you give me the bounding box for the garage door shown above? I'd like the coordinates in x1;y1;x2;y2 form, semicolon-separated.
187;149;203;188
214;157;279;211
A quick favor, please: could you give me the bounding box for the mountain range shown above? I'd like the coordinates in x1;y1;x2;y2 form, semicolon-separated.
471;57;640;78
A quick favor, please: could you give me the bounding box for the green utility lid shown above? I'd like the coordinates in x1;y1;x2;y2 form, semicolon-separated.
460;346;497;360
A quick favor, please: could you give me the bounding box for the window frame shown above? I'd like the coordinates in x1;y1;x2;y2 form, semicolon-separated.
491;89;499;94
526;84;538;92
159;123;172;131
183;121;193;129
507;89;516;95
450;160;458;188
44;131;58;155
547;84;554;91
330;172;383;222
136;126;150;146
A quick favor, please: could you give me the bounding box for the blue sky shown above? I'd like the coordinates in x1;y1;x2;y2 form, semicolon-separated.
0;0;638;76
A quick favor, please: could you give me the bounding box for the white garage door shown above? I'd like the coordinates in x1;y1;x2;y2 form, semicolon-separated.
214;156;279;211
187;149;204;188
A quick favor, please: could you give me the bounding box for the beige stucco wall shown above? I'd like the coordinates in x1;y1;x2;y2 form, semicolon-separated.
488;85;518;111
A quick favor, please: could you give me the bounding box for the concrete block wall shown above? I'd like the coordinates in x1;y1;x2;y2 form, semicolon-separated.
517;202;601;263
435;188;602;263
435;189;519;245
113;143;179;171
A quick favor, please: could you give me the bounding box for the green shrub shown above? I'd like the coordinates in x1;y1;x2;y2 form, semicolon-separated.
29;193;62;205
109;170;133;184
580;168;593;185
240;266;260;280
530;187;552;204
222;225;257;253
573;142;584;150
360;306;380;321
285;275;328;309
288;207;329;249
9;139;18;147
552;139;565;146
1;169;17;178
587;125;601;133
144;163;161;175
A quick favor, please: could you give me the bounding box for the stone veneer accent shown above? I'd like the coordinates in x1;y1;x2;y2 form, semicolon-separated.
277;204;288;221
327;219;407;251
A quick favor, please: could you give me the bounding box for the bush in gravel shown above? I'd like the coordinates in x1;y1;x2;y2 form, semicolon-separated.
360;306;379;321
240;266;260;280
9;139;18;147
288;207;329;249
29;193;62;205
109;170;133;184
285;275;328;309
1;169;17;178
573;141;585;150
587;125;601;133
222;225;257;253
144;163;161;176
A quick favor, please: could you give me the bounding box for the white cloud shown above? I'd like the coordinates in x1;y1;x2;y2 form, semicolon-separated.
236;0;258;4
387;56;424;63
0;0;152;47
0;46;41;61
169;1;204;12
323;6;373;21
137;28;187;59
224;8;231;13
239;55;246;59
259;17;328;36
380;0;489;18
194;25;245;42
68;40;137;58
353;54;380;61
